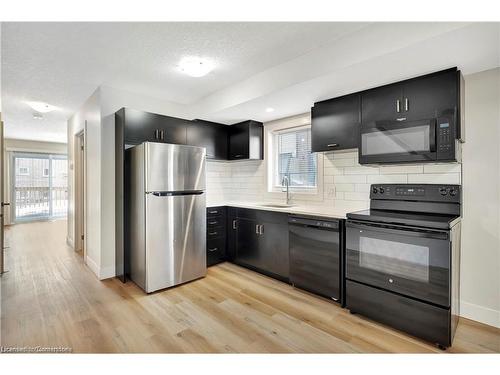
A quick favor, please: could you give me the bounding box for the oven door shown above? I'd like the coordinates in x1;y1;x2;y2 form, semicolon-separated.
359;119;437;164
346;220;450;307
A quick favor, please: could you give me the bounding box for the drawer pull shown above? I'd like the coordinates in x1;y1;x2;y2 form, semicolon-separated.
208;247;218;252
327;143;339;148
208;210;218;214
234;154;244;158
208;232;218;236
208;221;218;225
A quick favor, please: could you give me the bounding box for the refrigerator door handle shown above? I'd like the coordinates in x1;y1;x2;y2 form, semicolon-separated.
149;190;204;197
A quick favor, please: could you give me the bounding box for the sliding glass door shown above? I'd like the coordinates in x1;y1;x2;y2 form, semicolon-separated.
12;152;68;222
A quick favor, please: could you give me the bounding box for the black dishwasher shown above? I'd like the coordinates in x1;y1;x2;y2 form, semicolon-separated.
289;216;342;302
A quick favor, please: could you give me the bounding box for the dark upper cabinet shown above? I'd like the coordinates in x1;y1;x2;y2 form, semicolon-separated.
361;68;461;126
402;69;458;121
119;108;188;146
187;120;228;160
361;83;403;124
311;93;361;152
228;120;263;160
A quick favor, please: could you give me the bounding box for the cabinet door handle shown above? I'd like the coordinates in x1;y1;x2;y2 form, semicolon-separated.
255;225;260;234
154;129;160;139
208;247;218;252
232;219;238;230
259;224;264;235
396;99;401;113
160;130;165;140
405;98;409;112
327;143;339;148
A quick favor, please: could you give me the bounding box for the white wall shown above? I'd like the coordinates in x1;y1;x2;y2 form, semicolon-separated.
67;86;190;279
2;139;67;225
460;67;500;328
67;88;102;277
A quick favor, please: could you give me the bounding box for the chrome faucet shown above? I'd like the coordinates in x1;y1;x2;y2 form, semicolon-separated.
281;175;291;205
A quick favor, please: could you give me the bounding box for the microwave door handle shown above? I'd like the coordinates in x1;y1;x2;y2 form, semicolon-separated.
429;120;437;152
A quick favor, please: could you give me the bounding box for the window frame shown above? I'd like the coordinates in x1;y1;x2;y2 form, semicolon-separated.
264;113;324;201
272;125;317;192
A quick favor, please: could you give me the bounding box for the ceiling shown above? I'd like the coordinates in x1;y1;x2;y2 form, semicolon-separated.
1;22;499;143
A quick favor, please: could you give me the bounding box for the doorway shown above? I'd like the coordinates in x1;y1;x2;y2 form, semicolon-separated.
11;152;68;222
74;130;86;258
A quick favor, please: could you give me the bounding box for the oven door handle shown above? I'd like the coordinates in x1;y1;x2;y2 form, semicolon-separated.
347;221;449;240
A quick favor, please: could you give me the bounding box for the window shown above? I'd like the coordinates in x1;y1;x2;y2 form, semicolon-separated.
18;167;30;175
273;126;317;190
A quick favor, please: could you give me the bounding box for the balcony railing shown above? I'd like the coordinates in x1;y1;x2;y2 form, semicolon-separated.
15;186;68;219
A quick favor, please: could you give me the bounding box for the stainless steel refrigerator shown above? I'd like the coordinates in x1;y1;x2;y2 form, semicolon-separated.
127;142;206;293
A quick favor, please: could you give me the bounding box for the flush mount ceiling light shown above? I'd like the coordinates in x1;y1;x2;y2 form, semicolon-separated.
177;57;215;77
265;107;275;113
26;101;58;113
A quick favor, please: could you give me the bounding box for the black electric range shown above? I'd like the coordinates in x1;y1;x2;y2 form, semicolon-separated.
345;184;462;349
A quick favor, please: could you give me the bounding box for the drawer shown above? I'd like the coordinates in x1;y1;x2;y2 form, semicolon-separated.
207;215;226;227
207;206;226;217
207;225;225;240
207;237;226;266
346;280;451;347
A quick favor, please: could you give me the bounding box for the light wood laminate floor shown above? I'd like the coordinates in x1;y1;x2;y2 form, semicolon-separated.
1;220;499;353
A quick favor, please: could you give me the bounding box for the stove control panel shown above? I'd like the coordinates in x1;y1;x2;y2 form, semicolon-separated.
370;184;461;202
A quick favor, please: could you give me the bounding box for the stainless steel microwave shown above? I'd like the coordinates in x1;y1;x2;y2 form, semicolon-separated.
359;117;460;164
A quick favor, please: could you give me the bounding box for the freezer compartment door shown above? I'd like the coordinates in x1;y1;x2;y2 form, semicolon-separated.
145;192;206;292
145;142;206;192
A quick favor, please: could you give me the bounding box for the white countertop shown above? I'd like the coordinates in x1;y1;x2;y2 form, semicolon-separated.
207;201;354;219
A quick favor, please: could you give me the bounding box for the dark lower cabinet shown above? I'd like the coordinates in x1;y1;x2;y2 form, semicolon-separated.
206;206;226;267
226;207;238;261
233;208;289;281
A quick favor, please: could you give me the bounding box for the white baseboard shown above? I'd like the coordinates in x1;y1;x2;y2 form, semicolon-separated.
99;265;116;280
85;256;100;278
461;300;500;328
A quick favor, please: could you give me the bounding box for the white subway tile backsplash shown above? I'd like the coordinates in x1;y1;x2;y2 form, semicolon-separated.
344;166;380;175
379;165;424;174
207;150;462;210
423;163;462;174
408;173;461;184
367;174;408;183
334;175;367;183
330;158;358;167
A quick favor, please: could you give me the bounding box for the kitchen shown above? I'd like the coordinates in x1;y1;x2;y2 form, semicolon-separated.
0;18;499;368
